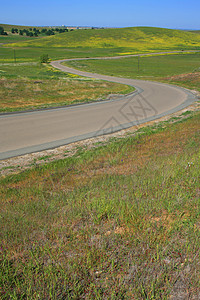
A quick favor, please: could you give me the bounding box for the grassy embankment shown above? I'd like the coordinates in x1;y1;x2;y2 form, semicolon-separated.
64;52;200;92
0;110;199;299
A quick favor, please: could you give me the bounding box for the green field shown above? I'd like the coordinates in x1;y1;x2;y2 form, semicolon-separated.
0;35;38;44
0;111;199;299
188;30;200;34
64;52;200;78
64;52;200;91
0;46;132;63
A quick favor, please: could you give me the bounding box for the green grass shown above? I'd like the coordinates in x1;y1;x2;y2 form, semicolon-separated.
6;27;200;52
0;111;199;299
64;52;200;91
188;30;200;34
0;46;132;63
64;52;200;79
0;35;38;44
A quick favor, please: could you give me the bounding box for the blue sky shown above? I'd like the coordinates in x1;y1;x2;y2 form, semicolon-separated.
1;0;200;29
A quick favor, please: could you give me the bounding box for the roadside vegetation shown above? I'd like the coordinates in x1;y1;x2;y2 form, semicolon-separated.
0;110;199;299
0;63;133;112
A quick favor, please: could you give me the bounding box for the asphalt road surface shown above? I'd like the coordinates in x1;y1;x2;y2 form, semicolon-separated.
0;53;197;160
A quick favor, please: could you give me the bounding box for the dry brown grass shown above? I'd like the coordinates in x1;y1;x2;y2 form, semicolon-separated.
0;77;132;111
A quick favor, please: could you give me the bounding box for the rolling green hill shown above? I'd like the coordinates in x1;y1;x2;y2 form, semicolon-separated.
6;27;200;52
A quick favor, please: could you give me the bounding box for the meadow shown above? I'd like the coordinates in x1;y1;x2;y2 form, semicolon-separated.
64;52;200;91
0;110;199;299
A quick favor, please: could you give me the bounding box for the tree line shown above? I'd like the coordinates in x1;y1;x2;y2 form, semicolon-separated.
0;26;70;37
11;27;69;37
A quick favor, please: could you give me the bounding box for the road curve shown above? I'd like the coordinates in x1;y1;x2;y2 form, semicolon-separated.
0;53;197;160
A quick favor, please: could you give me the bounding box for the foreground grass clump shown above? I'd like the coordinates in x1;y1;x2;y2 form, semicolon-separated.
0;112;199;299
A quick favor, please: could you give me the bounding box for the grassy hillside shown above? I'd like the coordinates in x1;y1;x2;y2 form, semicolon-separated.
7;27;200;52
0;111;199;298
188;30;200;34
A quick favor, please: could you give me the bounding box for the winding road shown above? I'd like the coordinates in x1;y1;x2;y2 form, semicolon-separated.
0;53;197;160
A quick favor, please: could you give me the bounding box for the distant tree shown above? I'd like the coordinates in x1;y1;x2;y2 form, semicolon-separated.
11;28;19;34
58;28;68;33
40;54;49;63
41;28;47;34
34;32;38;37
33;28;37;31
19;30;23;35
45;30;54;36
29;28;32;31
0;26;8;35
26;31;33;37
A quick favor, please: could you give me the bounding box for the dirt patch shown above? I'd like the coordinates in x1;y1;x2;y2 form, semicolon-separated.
165;72;200;82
